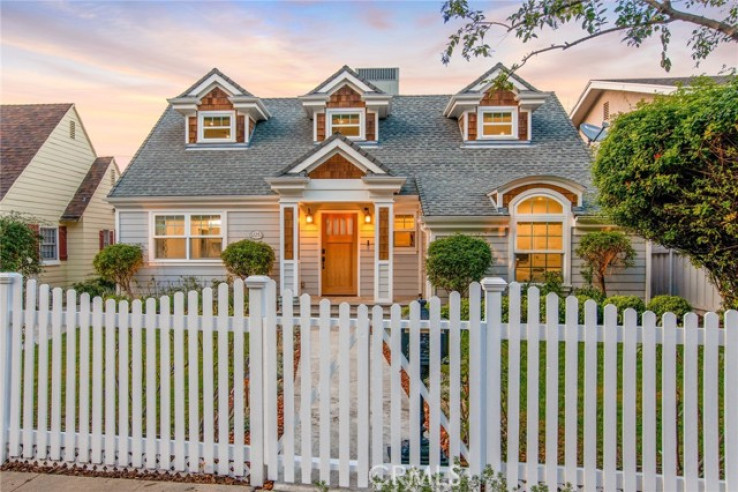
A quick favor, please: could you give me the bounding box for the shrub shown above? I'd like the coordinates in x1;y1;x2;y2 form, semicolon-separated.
426;234;493;295
221;239;275;280
72;277;116;297
0;212;42;277
647;295;693;319
573;285;606;304
575;231;636;297
93;243;143;295
604;295;645;323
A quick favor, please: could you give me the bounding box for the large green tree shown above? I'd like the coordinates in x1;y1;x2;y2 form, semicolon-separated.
0;212;43;278
441;0;737;71
593;77;738;309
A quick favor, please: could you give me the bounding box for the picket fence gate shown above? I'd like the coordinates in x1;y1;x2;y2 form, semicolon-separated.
0;272;736;491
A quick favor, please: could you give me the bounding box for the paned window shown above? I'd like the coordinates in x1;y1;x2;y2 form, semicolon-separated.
479;107;517;138
328;111;362;138
154;214;223;260
393;214;416;248
514;196;566;282
198;112;234;142
40;227;58;261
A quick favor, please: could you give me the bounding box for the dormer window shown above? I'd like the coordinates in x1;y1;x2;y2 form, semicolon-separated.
478;107;517;139
198;111;235;143
327;109;364;139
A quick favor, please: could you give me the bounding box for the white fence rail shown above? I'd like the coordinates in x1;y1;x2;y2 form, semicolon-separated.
0;272;736;491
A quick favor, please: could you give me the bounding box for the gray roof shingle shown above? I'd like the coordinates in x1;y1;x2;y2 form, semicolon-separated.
111;93;592;216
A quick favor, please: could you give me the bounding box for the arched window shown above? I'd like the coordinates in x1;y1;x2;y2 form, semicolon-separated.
512;194;568;283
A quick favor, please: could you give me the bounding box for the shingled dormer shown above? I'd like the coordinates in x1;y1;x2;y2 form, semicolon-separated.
445;63;548;145
299;66;394;144
167;68;270;147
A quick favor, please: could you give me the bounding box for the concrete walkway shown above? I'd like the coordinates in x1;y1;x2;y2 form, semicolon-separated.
0;471;253;491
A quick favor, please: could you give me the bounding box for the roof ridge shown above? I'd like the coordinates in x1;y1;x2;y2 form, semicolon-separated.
458;63;539;93
305;65;386;95
176;68;254;98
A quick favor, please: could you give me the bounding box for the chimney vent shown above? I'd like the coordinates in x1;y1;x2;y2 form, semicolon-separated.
357;67;399;96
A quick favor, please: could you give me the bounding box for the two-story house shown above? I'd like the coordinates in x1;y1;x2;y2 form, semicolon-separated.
109;64;648;302
0;103;120;287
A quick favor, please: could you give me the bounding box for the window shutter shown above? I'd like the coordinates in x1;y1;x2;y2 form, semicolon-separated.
59;226;68;260
99;230;105;250
110;230;116;245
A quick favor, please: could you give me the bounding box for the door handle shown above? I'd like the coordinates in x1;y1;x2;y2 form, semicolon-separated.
322;256;326;270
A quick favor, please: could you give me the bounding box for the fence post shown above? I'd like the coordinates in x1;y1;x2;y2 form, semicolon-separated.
481;277;507;473
246;275;269;487
0;273;22;463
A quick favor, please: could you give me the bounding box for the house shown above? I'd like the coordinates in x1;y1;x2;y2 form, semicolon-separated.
0;104;120;287
109;64;648;303
570;75;731;143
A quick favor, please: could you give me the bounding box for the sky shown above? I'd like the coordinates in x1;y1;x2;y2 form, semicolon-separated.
1;1;736;168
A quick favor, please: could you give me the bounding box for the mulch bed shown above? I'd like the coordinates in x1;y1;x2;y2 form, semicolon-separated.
0;459;271;487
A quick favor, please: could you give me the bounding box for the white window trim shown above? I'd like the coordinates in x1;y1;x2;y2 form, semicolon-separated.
509;190;571;284
393;212;417;254
39;226;60;265
197;111;236;143
477;106;518;140
149;211;226;263
326;108;365;141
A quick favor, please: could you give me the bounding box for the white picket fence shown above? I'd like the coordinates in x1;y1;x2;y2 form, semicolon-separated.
0;272;736;491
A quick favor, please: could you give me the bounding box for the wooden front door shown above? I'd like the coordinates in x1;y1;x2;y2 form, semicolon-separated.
321;213;358;296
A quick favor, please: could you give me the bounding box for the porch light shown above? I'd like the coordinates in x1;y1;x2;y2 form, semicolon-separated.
306;208;314;224
363;207;372;224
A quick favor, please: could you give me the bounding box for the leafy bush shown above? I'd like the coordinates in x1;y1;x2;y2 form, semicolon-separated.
575;231;636;296
426;234;493;295
72;277;116;297
0;212;42;277
221;239;275;280
573;285;606;304
604;295;645;323
647;295;693;319
93;243;143;295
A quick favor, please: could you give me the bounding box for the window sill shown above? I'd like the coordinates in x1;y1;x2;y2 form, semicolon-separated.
186;143;249;151
41;260;61;267
461;140;532;149
394;247;417;255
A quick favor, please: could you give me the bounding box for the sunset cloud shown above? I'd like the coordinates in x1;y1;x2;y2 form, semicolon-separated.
1;1;735;167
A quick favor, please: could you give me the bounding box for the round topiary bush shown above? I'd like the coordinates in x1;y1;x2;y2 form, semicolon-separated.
426;234;493;295
221;239;275;280
647;295;693;319
604;295;646;323
93;243;143;295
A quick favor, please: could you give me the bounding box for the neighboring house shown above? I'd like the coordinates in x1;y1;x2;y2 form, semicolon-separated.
570;76;727;311
570;75;731;143
0;104;120;287
110;64;648;303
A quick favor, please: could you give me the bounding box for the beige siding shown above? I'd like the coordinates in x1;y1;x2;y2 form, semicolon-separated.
579;90;656;139
67;166;118;283
0;106;110;287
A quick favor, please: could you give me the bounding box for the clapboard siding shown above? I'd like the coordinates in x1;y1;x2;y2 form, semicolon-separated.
571;228;647;298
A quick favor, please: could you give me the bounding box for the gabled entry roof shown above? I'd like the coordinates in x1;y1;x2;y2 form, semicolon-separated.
279;133;391;177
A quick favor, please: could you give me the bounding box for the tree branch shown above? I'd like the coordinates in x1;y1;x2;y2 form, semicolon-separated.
641;0;738;40
511;21;673;71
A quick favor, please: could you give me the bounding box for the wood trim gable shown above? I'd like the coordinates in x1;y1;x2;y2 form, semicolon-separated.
503;183;578;208
307;153;366;179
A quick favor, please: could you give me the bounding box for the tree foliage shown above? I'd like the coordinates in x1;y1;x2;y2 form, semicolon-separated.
93;243;143;295
0;212;42;278
220;239;275;280
575;230;636;296
593;77;738;309
441;0;737;71
426;233;494;295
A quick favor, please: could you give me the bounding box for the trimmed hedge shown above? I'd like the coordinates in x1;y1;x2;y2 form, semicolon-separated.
647;295;693;320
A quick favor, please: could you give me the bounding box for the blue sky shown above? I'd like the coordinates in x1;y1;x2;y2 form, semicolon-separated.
1;1;735;166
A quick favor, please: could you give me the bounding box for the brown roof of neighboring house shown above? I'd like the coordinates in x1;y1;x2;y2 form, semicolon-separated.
0;103;74;199
62;156;115;220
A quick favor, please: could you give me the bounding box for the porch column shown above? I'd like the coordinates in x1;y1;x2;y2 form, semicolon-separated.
374;201;393;303
279;203;299;298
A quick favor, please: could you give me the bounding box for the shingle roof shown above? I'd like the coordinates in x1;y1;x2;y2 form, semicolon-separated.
111;93;592;216
62;157;115;220
305;65;386;95
597;75;731;86
0;103;73;199
177;68;254;97
459;63;539;93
